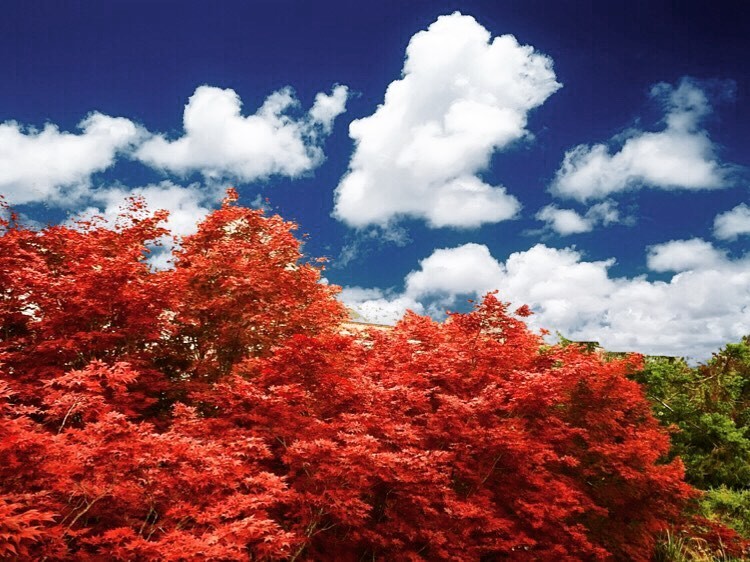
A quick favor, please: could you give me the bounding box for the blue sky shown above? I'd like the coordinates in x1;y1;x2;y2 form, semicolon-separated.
1;0;749;359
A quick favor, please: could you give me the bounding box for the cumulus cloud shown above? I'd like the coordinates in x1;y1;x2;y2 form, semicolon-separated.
0;84;345;206
343;240;750;360
714;202;750;240
646;238;727;272
536;206;591;235
0;113;143;205
333;12;560;229
136;84;348;182
536;200;620;235
552;78;730;201
403;243;504;299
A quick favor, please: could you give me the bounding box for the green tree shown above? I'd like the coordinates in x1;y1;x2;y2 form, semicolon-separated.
635;339;750;490
635;338;750;545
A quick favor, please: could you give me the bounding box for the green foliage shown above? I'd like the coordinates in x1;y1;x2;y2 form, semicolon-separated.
634;338;750;490
636;338;750;557
654;530;691;562
701;487;750;539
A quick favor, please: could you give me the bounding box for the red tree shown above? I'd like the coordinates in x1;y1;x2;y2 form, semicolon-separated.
0;195;694;560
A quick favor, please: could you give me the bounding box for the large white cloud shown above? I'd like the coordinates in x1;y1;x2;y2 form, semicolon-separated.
136;85;348;182
714;202;750;240
552;78;730;201
342;240;750;360
333;12;560;229
535;200;620;235
0;113;142;205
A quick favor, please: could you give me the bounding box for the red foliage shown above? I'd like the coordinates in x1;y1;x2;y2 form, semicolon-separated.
0;194;694;560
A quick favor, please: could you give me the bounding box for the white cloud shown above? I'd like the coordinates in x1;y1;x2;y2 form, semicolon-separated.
333;12;560;229
552;78;729;201
72;181;221;237
646;238;726;272
0;84;346;207
68;181;224;269
403;243;503;299
340;287;424;325
309;86;349;133
343;240;750;360
587;200;621;225
136;84;348;182
536;200;621;235
536;206;592;234
249;193;272;213
714;202;750;240
0;113;142;205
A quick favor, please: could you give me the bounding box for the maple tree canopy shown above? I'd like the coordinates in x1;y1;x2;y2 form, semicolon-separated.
1;192;694;561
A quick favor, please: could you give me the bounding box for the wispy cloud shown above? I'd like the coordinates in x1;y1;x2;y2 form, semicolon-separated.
552;78;732;201
535;200;621;235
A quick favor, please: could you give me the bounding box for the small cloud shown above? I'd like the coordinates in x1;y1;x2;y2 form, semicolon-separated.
714;202;750;240
250;193;272;213
404;243;504;300
334;225;411;268
335;240;362;269
536;200;621;235
552;78;732;201
536;206;592;235
308;85;349;134
587;200;621;225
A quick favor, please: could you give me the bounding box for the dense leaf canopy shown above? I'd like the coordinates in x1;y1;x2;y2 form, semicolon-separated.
1;194;693;560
